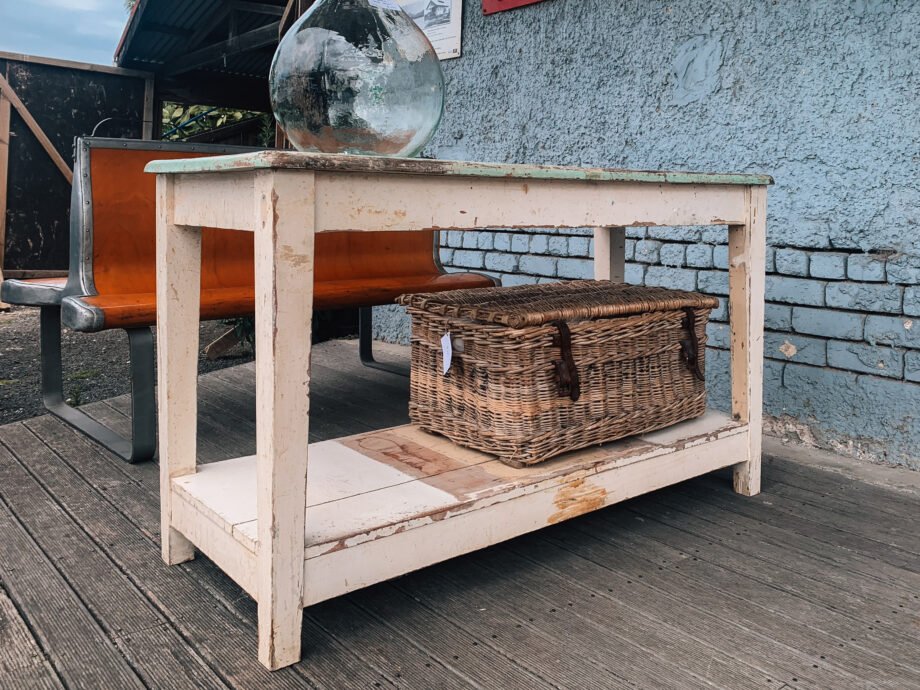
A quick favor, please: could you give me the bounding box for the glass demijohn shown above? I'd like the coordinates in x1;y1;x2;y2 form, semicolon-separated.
269;0;445;157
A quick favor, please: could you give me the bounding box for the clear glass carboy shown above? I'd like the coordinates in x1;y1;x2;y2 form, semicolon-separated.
269;0;445;157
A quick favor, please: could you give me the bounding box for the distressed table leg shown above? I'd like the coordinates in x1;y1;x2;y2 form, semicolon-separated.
593;226;626;282
254;170;316;670
155;175;201;564
729;187;767;496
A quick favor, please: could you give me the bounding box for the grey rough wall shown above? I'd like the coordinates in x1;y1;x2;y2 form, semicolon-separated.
375;0;920;468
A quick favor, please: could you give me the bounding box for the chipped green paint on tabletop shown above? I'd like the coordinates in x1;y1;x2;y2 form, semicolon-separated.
145;150;773;186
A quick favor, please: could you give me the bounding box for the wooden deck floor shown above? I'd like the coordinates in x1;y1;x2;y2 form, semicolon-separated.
1;339;919;690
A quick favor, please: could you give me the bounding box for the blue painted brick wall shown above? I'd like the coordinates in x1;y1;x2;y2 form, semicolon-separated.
371;1;920;468
774;249;810;277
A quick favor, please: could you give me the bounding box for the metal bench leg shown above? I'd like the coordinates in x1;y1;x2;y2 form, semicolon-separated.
358;306;409;377
40;305;157;463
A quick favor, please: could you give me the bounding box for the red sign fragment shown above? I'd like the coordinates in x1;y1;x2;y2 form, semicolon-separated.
482;0;549;15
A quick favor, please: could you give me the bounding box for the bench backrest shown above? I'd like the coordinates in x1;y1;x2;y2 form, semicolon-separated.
66;138;441;298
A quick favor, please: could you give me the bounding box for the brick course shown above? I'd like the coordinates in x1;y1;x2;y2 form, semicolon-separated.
659;243;686;267
765;332;828;366
634;239;662;264
887;254;920;285
827;341;904;378
791;307;865;340
906;352;920;383
774;248;810;277
452;249;485;269
826;282;902;313
518;254;556;277
864;314;920;349
905;287;920;317
765;304;792;331
809;253;847;280
434;234;920;436
847;254;887;282
645;266;697;291
767;276;825;306
685;244;713;268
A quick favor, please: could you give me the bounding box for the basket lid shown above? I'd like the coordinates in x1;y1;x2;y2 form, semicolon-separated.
396;280;719;328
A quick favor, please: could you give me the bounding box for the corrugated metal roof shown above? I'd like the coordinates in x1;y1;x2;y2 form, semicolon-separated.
116;0;285;79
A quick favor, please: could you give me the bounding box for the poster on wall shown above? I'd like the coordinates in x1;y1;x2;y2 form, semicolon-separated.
399;0;463;60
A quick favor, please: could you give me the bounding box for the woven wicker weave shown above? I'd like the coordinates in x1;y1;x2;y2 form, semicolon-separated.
397;281;719;467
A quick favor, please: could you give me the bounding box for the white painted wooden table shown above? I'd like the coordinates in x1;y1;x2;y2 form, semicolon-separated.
148;151;770;670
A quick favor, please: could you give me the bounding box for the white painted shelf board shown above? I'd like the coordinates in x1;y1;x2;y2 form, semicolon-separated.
173;410;744;557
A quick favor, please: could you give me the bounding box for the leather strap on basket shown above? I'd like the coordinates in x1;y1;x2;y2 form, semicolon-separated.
680;308;705;381
551;320;581;402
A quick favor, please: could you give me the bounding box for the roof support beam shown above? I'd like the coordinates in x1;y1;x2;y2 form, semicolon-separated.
163;22;281;76
184;3;233;54
159;71;272;112
235;2;286;16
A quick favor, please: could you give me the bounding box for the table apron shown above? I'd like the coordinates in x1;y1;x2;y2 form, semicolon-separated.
170;170;750;233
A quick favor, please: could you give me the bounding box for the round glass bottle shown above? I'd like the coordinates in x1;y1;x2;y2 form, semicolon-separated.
269;0;445;157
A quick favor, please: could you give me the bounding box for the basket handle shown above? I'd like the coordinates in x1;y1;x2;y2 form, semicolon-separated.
551;320;581;402
680;308;705;381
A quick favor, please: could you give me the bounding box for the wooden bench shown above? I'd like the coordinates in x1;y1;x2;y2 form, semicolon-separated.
0;137;497;462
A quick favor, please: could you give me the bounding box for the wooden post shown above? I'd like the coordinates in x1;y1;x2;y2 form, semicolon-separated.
0;72;73;184
0;86;10;310
593;226;626;281
142;77;155;140
253;169;315;669
729;186;767;496
155;174;201;565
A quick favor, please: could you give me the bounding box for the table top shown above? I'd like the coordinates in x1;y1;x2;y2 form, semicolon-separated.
145;150;773;186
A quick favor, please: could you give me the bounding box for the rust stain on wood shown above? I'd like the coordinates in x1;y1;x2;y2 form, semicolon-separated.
548;478;607;524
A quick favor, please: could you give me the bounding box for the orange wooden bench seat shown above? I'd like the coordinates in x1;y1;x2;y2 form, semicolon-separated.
63;272;491;332
1;138;497;463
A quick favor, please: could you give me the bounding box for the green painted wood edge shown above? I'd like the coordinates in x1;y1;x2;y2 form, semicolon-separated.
145;150;773;186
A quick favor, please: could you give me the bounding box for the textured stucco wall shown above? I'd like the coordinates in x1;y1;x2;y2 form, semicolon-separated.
374;0;920;467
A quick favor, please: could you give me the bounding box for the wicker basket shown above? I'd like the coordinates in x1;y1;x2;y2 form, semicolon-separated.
396;280;719;467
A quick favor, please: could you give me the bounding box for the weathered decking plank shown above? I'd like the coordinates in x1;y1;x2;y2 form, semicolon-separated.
571;510;914;689
592;499;920;685
690;473;920;576
23;392;452;688
395;571;633;690
0;422;227;690
16;415;376;690
304;598;473;690
630;484;920;640
760;477;920;553
465;546;773;690
0;440;145;689
762;454;920;517
423;552;764;690
526;532;867;690
661;479;920;597
349;584;560;690
0;582;63;689
763;463;918;521
0;339;918;689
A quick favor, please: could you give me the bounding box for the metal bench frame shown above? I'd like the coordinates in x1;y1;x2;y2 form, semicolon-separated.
50;138;262;462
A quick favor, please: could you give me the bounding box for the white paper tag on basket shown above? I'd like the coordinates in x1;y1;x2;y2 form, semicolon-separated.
441;332;452;375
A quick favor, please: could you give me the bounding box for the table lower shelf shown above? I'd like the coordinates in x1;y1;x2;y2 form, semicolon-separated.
170;410;748;606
